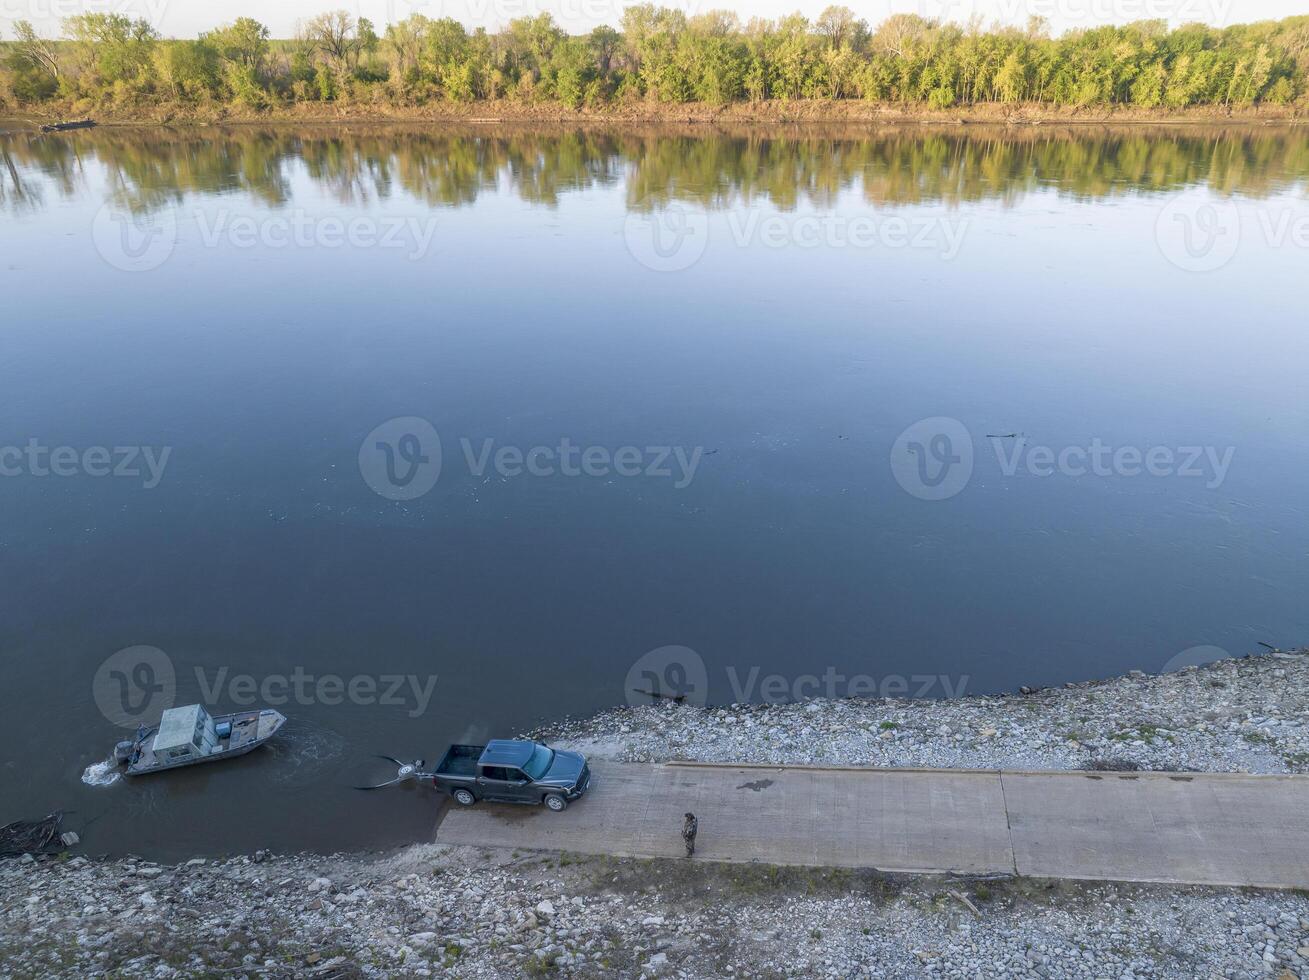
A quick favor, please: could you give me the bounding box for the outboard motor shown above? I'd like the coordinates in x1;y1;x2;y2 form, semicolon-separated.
114;741;135;766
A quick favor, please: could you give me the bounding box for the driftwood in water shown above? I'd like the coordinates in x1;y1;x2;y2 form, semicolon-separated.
629;687;688;703
40;119;96;133
0;812;64;856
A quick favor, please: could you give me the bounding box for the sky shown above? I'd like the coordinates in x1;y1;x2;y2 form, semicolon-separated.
1;0;1302;40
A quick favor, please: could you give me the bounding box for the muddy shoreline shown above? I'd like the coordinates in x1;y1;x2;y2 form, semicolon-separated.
8;99;1305;129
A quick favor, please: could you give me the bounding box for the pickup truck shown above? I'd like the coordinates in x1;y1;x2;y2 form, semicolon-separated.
433;740;591;812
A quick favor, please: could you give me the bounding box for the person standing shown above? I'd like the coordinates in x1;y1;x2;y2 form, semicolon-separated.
682;812;698;857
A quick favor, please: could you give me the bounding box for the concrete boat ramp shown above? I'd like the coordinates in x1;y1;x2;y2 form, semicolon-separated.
436;760;1309;890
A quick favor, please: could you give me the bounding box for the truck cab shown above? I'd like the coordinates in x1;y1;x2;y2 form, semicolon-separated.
433;739;590;812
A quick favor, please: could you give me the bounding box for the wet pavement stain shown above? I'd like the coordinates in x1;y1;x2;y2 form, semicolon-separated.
487;806;540;824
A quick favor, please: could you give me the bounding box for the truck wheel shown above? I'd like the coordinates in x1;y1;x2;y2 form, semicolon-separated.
544;793;567;812
452;788;476;807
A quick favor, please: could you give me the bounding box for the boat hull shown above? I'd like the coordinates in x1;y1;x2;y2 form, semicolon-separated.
123;708;286;776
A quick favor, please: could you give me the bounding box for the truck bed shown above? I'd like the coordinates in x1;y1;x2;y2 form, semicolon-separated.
435;744;483;778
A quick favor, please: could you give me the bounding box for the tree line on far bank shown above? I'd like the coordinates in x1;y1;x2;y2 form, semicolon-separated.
3;8;1307;113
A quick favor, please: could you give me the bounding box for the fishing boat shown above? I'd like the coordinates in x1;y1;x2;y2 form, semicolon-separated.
113;703;286;776
40;119;96;133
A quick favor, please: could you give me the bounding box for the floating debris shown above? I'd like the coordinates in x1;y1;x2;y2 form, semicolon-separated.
0;812;65;856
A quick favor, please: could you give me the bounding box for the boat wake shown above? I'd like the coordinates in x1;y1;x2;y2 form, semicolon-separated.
263;721;349;787
81;758;121;787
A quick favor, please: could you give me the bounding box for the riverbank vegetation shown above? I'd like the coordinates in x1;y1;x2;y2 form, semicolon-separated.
2;9;1307;117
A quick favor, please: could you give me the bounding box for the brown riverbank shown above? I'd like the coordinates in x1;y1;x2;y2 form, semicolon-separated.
8;99;1305;129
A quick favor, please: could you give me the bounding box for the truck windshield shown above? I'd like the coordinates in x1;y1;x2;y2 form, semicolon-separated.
521;744;554;780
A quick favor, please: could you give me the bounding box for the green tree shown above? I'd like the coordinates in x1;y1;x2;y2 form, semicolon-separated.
157;39;221;100
5;8;1307;113
206;18;269;72
994;49;1028;103
64;13;159;91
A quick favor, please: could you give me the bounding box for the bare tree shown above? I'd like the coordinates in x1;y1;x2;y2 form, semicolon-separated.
304;10;357;71
11;20;62;81
816;6;867;51
872;14;929;59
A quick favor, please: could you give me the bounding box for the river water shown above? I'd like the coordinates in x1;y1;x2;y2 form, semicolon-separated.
1;123;1306;858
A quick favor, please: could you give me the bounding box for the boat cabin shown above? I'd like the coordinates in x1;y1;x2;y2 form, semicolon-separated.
151;704;218;763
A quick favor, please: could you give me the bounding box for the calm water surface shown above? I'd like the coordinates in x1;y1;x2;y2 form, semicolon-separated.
1;124;1307;858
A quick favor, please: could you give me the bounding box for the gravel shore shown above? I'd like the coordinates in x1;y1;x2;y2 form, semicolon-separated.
539;648;1309;776
5;843;1309;979
4;648;1308;978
